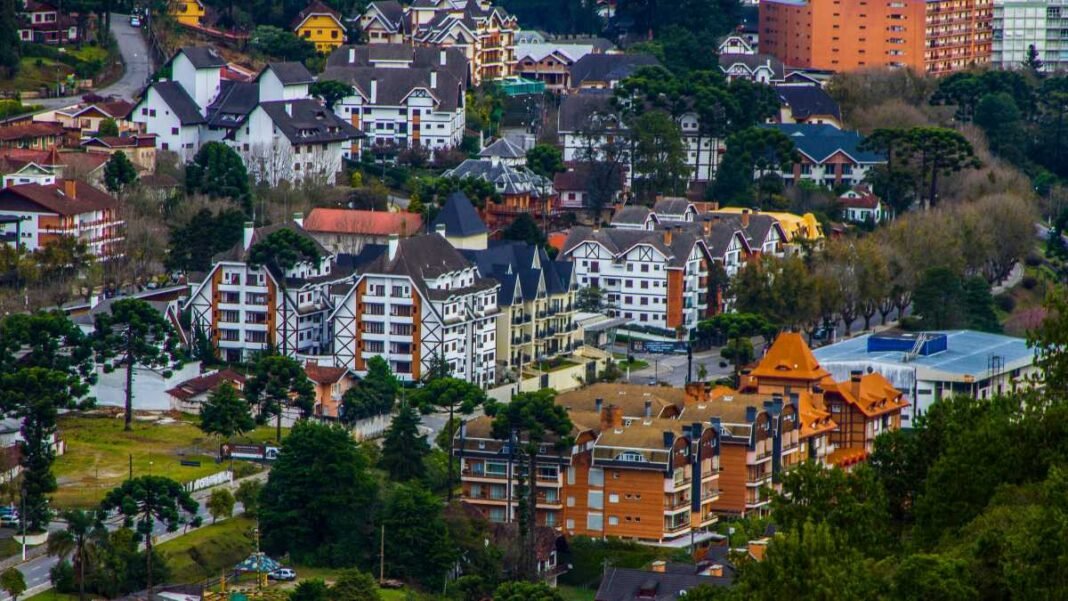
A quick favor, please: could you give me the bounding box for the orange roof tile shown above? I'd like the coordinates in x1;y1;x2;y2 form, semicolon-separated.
304;362;349;384
823;373;908;418
548;231;568;253
749;332;830;382
826;447;868;468
302;208;423;237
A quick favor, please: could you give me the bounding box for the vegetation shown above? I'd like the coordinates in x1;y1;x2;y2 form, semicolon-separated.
244;353;315;442
379;402;430;482
340;356;399;422
166;207;246;272
156;514;255;584
185;142;252;211
199;381;256;440
103;152;138;196
249;25;315;62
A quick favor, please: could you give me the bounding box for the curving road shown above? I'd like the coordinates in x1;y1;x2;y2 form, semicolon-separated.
34;13;153;109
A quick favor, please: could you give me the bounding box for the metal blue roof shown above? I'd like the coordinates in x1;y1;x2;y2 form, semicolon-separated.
764;123;885;164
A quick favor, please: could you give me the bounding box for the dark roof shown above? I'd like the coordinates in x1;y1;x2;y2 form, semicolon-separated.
767;124;884;164
166;369;246;401
569;53;659;87
774;84;841;120
462;240;572;306
595;567;730;601
444;159;553;197
291;0;344;28
264;62;315;85
652;197;693;217
150;81;206;125
319;65;465;112
356;234;496;301
718;52;785;81
700;216;750;257
557;90;621;133
563;226;707;268
206;80;258;128
611;205;654;226
214;221;329;264
479;137;526;159
325;44;468;84
178;46;227;69
0;179;117;216
256;100;362;145
367;0;404;28
432;191;488;237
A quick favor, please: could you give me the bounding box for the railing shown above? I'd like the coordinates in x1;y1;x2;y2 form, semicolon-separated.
663;521;690;534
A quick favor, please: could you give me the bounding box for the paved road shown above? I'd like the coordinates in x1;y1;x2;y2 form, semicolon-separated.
34;13;152;109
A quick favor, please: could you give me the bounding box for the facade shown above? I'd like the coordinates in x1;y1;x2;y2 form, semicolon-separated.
80;134;158;172
0;123;67;150
515;42;606;92
304;362;355;418
168;0;206;26
773;84;843;128
292;0;347;52
18;0;79;44
0;178;124;259
331;232;499;386
759;0;993;75
718;36;786;84
569;53;660;90
49;101;136;137
839;185;888;223
442;157;556;230
358;0;519;84
302;207;424;255
765;124;885;188
993;0;1068;71
321;44;468;158
431;190;490;250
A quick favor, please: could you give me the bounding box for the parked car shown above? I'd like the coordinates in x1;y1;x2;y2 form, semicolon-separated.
268;568;296;581
129;15;141;27
0;514;19;527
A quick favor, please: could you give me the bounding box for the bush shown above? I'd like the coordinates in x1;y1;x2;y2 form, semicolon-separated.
994;293;1016;313
899;316;924;331
1022;275;1039;290
1025;252;1043;267
561;537;660;587
50;560;75;593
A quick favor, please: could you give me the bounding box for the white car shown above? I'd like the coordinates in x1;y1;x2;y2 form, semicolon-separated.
129;16;141;27
268;568;296;581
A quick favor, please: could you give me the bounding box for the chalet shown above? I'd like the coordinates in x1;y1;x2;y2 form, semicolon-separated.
0;179;124;259
292;0;347;52
166;369;246;413
305;362;355;418
442;157;555;230
80;134;158;172
169;0;206;26
765;124;885;189
18;0;79;44
839;185;888;224
0;123;67;150
773;84;843;128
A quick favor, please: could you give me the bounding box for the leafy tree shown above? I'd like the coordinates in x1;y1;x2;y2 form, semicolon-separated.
289;580;331;601
379;401;430;481
493;581;564;601
485;390;573;580
891;553;976;601
575;286;605;312
234;478;263;518
912;267;963;329
97;117;120;137
961;276;1000;333
0;0;20;78
903;127;980;209
0;567;25;601
93;299;182;431
974;93;1025;163
631;110;690;200
340;356;399;422
860;128;916;213
166;207;246;272
869;428;925;523
332;569;381;601
1025;44;1044;73
250;25;316;61
697;313;777;382
502;213;547;247
714;127;798;206
98;476;202;592
185;142;251;209
206;488;235;524
379;483;455;587
82;526;168;598
47;509;103;601
310;80;354;110
260;422;377;566
409;377;487;499
244;353;315;442
103;151;138;195
498;0;598;35
247;228;321;355
1030;292;1068;392
526;144;565;178
199;381;255;440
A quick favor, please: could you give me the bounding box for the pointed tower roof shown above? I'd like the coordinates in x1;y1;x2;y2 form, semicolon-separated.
750;331;830;382
432;191;488;237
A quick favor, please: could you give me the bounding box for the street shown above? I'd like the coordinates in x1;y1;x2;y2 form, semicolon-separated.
34;13;153;109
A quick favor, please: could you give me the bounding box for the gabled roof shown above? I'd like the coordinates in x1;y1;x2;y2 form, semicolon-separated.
214;221;329;264
556;383;688;417
0;179;117;216
291;0;346;30
303;208;423;237
149;81;207;125
0;122;64;141
177;46;227;69
564;226;707;269
353;234;497;303
750;331;831;382
462;240;571;306
774;84;842;120
304;362;350;384
325;44;468;84
262;62;315;85
443;159;553;197
166;369;246;401
319;64;465;112
611;205;654;226
719;52;785;81
595;566;730;601
767;124;884;165
652;197;694;217
478;137;526;160
366;0;405;29
205;80;259;128
569;53;659;87
255;100;362;145
431;191;488;237
557;89;621;133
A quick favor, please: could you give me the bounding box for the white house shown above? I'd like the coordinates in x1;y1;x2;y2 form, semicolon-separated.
130;80;205;161
839;185;888;224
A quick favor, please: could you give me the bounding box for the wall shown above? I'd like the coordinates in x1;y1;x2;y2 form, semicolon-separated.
91;360;202;411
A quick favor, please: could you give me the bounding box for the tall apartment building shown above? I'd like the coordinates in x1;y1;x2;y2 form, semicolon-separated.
759;0;993;75
331;232;499;386
992;0;1068;71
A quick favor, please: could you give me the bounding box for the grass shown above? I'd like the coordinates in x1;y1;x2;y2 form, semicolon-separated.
617;359;649;372
26;593;86;600
559;585;597;601
0;57;74;92
157;514;257;584
69;45;108;63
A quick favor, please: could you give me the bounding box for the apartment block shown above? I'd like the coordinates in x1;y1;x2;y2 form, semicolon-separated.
0;178;124;260
993;0;1068;71
759;0;993;75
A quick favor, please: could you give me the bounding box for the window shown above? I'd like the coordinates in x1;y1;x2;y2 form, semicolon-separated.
608;516;620;526
586;513;603;531
609;493;619;504
486;462;507;476
171;127;179;135
588;491;604;509
488;507;506;522
364;340;384;353
363;321;385;334
390;323;412;335
589;468;604;486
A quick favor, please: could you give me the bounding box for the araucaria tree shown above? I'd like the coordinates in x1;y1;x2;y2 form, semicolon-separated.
98;476;202;593
410;377;487;499
243;353;315;442
199;381;255;440
93;299;183;431
379;401;430;481
340;356;399;422
247;228;321;356
185;141;252;210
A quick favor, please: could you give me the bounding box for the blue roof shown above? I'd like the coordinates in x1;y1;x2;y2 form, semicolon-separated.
765;124;884;164
812;330;1034;380
432;191;488;237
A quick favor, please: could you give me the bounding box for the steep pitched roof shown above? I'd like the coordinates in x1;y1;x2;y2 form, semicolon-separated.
166;369;246;400
0;179;117;216
611;205;653;226
774;84;842;120
304;362;350;384
767;124;884;164
355;234;495;302
151;81;207;125
263;62;315;85
214;221;329;264
719;52;784;81
319;65;466;112
177;46;227;69
303;208;423;237
461;240;570;307
653;197;693;217
205;80;259;128
256;100;362;145
478;137;526;160
291;0;345;30
596;566;730;600
443;159;553;197
749;331;831;382
557;89;621;133
431;191;488;237
366;0;404;28
569;53;659;87
562;226;706;269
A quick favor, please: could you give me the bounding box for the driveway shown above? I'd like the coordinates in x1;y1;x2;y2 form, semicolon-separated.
34;13;153;109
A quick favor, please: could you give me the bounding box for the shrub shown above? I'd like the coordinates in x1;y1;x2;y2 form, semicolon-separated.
1025;252;1043;267
994;293;1016;313
1022;275;1039;290
49;560;75;593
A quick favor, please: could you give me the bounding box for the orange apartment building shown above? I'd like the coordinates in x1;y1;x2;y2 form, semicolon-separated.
759;0;993;75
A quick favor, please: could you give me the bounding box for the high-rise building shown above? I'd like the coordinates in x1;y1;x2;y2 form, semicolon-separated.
992;0;1068;71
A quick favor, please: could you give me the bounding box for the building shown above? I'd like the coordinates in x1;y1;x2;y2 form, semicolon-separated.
166;368;246;413
0;148;108;188
358;0;519;84
292;0;347;52
185;220;357;363
765;124;884;189
717;35;786;83
0;178;124;259
478;137;527;167
708;209;788;257
304;362;355;418
839;185;888;223
759;0;993;75
712;207;825;243
515;41;607;92
442;157;556;230
431;190;490;250
812;330;1036;421
993;0;1068;71
568;53;660;90
48;100;136;137
80;134;158;172
773;84;843;128
561;226;712;334
331;232;500;386
302;207;424;255
553;162;625;212
321;44;468;158
0;123;67;151
18;0;79;44
168;0;206;26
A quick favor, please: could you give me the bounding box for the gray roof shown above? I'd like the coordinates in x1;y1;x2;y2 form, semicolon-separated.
151;81;205;126
206;80;258;129
369;0;404;26
478;137;526;159
264;62;315;85
719;52;785;81
595;567;730;601
319;65;465;112
557;90;621;133
774;84;841;120
178;46;227;69
611;205;654;226
444;159;554;197
431;191;488;237
214;222;329;265
563;226;708;268
256;100;362;145
325;44;468;85
708;211;782;249
768;124;884;164
569;53;659;87
652;197;694;217
356;233;498;301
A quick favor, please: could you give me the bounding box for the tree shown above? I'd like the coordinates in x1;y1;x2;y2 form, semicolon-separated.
860;128;916;214
98;476;202;593
103;151;138;195
912;267;964;329
974;93;1025;162
259;422;377;566
234;478;263;518
575;286;605;312
0;0;20;78
409;377;486;499
697;313;777;382
502;213;547;247
526;144;565;178
185;142;252;209
492;581;564;601
289;580;331;601
1025;44;1044;73
340;356;398;422
379;483;455;587
93;299;183;432
244;353;315;442
207;488;235;524
891;553;976;601
199;382;255;440
714;127;798;206
631;110;690;200
310;80;354;110
0;567;25;601
166;207;246;273
379;401;430;481
1031;293;1068;393
250;25;316;61
961;276;1000;333
869;429;926;524
902;127;980;209
46;509;102;601
332;569;381;601
247;228;321;356
97;117;120;137
485;390;572;580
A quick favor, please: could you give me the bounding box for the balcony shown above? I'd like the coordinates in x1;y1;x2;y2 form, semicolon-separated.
663;521;691;535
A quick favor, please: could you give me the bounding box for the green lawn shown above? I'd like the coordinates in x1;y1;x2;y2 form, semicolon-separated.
157;515;257;584
26;592;86;601
617;359;649;372
69;45;108;62
559;585;597;601
0;57;73;92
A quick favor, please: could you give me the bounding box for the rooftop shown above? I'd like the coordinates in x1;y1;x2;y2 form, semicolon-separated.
303;208;423;237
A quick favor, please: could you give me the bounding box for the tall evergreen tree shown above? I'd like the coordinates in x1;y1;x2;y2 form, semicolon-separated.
199;382;255;440
103;151;138;195
379;401;430;481
0;0;20;79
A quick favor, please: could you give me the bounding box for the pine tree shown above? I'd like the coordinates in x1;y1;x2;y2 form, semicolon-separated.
199;381;255;440
379;401;429;481
0;0;20;79
103;151;137;195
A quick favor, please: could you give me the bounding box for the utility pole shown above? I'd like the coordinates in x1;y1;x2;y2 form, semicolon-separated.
379;524;385;583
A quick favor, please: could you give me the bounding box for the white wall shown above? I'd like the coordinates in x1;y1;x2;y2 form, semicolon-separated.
91;360;202;411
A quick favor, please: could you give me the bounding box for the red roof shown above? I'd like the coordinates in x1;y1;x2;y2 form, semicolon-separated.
0;123;65;141
82;134;157;148
304;362;349;384
166;369;246;400
0;179;117;216
303;208;423;237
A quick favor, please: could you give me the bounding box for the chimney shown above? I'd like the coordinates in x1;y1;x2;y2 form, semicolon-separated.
440;48;447;65
741;209;750;228
650;561;666;573
850;370;863;399
706;564;724;578
600;404;623;432
348;47;355;63
370;78;378;103
663;228;673;246
662;431;675;449
63;179;77;199
644;400;652;418
387;233;399;260
745;406;757;423
292;211;304;228
430;70;438;89
594;397;603;413
435;223;447;237
243;221;255;250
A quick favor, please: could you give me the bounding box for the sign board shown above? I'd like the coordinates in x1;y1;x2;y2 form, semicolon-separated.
221;443;280;461
629;339;688;354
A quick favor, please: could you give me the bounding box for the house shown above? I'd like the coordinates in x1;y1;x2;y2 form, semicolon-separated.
0;148;108;188
0;123;67;150
515;41;605;92
610;205;658;231
712;207;824;243
304;362;355;418
553;162;625;212
321;44;468;158
1;162;55;188
708;209;787;257
561;226;712;334
595;564;731;600
292;0;347;52
330;231;500;387
773;84;843;128
131;81;205;161
442;157;555;231
302;207;424;255
185;220;358;363
839;185;887;224
0;179;124;259
431;190;489;250
169;0;206;26
80;134;159;172
48;100;136;137
569;53;660;90
358;0;519;84
652;197;698;224
478;137;526;167
166;369;246;413
766;124;885;189
18;0;79;44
